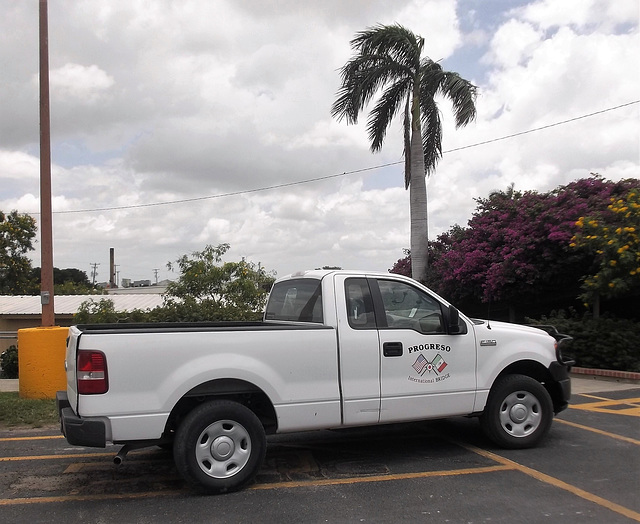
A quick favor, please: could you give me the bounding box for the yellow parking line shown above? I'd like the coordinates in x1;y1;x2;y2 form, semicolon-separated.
0;435;64;442
250;464;513;491
1;418;637;517
0;452;115;462
0;464;512;505
572;406;640;416
570;396;640;417
462;444;640;522
573;397;640;408
0;490;186;506
580;394;621;401
1;444;638;521
556;419;640;445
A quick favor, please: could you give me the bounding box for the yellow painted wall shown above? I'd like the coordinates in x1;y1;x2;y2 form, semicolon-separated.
18;326;69;399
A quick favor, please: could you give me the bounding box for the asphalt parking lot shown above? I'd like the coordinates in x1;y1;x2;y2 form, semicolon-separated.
1;378;639;523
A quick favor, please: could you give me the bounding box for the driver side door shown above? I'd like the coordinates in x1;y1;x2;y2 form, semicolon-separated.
372;278;477;423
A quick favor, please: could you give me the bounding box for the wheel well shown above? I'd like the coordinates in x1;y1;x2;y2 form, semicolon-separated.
494;360;566;414
163;379;278;440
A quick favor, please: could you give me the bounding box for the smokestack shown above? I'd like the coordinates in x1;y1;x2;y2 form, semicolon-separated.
110;248;115;288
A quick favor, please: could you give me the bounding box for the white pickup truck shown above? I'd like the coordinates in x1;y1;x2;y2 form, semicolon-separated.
57;270;573;493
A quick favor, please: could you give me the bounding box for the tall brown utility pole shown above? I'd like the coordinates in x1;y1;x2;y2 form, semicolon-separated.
39;0;55;326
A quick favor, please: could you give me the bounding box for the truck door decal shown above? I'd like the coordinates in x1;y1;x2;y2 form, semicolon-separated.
410;353;451;383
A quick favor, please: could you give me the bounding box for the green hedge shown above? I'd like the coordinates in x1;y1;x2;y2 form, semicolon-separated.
0;345;18;379
529;313;640;372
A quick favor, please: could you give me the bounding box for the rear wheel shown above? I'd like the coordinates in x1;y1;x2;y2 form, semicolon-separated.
480;374;553;449
174;400;266;493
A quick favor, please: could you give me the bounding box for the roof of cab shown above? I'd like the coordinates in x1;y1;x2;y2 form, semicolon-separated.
275;269;405;282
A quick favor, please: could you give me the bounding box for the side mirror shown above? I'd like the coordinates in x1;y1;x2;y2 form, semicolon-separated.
448;305;460;334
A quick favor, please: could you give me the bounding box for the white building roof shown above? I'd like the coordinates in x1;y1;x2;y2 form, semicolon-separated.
0;295;163;316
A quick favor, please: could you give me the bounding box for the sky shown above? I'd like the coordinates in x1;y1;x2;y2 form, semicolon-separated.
1;0;638;285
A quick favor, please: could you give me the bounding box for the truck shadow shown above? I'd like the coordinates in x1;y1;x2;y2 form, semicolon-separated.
259;417;491;484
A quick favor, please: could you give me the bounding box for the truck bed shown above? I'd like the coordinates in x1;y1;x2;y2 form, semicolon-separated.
75;321;333;334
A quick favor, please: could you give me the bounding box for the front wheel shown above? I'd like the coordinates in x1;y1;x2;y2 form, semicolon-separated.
174;400;266;493
480;374;553;449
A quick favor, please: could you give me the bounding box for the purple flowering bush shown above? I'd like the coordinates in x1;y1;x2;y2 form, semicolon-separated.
392;175;638;319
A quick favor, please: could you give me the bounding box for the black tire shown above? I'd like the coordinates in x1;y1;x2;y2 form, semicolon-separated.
480;374;553;449
173;400;266;493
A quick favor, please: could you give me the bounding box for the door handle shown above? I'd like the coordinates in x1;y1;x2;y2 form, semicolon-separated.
383;342;403;357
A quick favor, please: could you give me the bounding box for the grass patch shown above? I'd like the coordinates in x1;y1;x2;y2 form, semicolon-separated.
0;392;59;428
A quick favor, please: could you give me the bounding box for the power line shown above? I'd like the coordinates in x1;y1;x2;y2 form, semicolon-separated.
31;100;639;216
47;161;403;215
444;100;640;154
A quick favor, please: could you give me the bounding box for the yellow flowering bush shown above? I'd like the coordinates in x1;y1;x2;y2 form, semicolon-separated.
571;187;640;303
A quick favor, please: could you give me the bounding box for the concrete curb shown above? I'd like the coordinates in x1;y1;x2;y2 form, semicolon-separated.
570;366;640;383
0;379;19;392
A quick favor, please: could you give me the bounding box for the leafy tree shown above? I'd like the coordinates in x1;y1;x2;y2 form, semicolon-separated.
54;267;92;286
54;280;106;295
30;266;100;295
390;225;467;284
74;245;275;324
74;298;122;324
392;176;637;320
332;24;477;283
571;185;640;308
74;298;154;324
0;210;37;294
159;244;275;321
389;249;411;277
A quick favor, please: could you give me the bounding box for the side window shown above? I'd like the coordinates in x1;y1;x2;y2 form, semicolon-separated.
377;280;444;334
265;279;323;323
345;278;376;329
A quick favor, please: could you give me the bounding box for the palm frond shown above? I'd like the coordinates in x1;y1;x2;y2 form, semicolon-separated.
419;59;445;97
331;54;412;124
332;23;476;179
419;97;443;174
352;24;423;70
367;78;411;152
438;72;478;127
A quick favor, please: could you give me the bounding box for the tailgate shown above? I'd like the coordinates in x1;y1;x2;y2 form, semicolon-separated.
65;325;80;413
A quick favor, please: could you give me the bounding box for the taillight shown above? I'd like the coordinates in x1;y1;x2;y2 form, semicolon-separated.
77;350;109;394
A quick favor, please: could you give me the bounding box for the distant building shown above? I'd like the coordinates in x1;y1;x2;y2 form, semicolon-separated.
107;279;171;295
0;294;163;354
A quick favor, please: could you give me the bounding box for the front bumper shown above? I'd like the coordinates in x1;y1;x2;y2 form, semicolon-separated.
56;391;107;448
548;362;572;414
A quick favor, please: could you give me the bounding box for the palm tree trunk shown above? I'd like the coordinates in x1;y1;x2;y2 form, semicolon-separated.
409;127;428;282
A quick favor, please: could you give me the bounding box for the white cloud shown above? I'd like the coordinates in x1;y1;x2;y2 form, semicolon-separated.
0;0;637;285
47;63;114;104
520;0;639;32
0;150;39;181
483;20;542;68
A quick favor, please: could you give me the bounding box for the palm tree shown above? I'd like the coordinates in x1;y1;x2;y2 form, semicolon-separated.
332;24;477;282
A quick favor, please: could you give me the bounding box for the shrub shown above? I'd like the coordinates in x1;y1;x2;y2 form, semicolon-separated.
529;311;640;372
0;345;19;379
